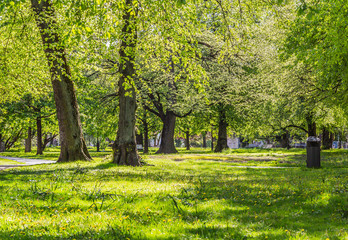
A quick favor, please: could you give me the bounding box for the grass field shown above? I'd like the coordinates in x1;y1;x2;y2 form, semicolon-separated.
0;148;347;239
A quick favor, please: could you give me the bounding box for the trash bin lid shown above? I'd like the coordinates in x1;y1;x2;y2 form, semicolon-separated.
307;136;321;142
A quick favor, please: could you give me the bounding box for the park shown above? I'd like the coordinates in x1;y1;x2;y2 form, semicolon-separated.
0;0;347;239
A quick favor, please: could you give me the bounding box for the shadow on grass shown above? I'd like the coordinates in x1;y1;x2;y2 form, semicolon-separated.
0;151;346;240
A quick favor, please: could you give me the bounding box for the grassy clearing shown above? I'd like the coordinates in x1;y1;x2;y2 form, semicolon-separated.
0;148;347;239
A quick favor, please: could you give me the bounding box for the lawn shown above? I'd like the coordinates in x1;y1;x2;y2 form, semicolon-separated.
0;148;347;239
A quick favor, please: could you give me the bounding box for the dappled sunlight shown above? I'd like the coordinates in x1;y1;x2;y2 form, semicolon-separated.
0;150;347;239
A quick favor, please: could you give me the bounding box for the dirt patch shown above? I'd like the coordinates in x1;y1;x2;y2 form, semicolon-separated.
173;159;185;162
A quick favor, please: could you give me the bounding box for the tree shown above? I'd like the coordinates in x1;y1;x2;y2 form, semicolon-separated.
30;0;91;162
111;0;141;166
283;0;348;113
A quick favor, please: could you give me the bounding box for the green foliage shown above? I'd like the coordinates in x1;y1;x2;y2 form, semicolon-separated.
283;0;348;112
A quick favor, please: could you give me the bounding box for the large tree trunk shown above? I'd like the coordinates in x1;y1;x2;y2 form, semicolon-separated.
185;130;190;150
157;111;177;154
25;127;32;153
215;107;228;152
30;0;91;162
36;116;43;155
112;0;141;166
202;132;207;148
322;128;334;149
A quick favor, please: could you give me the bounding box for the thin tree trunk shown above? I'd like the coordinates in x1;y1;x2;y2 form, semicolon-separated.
157;111;177;154
143;112;149;154
25;127;32;153
322;128;333;149
280;131;291;149
0;134;4;152
211;128;214;152
136;133;143;147
50;133;54;146
185;130;190;150
338;132;342;149
112;0;140;166
202;131;207;148
96;137;100;152
30;0;91;162
215;107;228;152
36;116;43;155
42;133;54;152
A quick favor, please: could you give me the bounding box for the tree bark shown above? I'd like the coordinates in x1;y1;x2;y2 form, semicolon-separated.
279;131;291;149
112;0;141;166
50;133;54;146
143;112;149;154
157;111;177;154
36;115;43;155
96;137;100;152
202;132;207;148
136;133;143;147
25;127;32;153
0;134;4;152
185;130;190;150
42;133;57;151
306;115;317;137
322;128;334;149
215;107;228;152
30;0;91;162
211;128;214;152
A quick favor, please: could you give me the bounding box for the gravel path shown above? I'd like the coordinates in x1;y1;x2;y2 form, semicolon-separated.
0;156;56;170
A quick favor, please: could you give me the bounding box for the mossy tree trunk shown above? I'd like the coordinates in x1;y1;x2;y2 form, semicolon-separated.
112;0;141;166
30;0;91;162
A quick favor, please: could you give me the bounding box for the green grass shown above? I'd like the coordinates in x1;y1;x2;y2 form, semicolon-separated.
0;148;347;239
0;158;25;165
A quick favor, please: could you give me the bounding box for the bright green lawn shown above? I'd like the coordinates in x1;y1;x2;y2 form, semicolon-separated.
0;148;347;239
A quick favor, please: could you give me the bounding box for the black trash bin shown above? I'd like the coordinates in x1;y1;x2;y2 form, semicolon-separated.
306;136;321;168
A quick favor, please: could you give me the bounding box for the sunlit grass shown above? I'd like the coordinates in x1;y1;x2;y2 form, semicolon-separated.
0;158;25;165
0;148;347;239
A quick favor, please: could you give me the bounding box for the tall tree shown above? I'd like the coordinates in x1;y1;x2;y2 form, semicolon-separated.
112;0;141;166
30;0;91;162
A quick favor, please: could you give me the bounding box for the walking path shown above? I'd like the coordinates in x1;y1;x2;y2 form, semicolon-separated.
0;156;56;171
